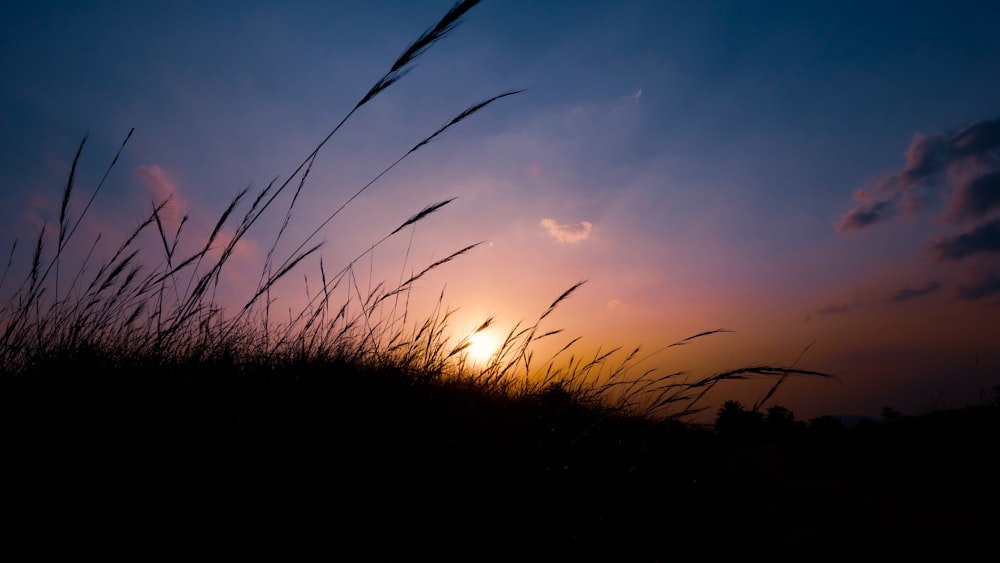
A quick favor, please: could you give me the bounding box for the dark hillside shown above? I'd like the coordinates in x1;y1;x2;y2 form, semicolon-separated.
6;356;999;561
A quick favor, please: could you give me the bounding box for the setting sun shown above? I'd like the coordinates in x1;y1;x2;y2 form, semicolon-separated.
5;1;1000;558
466;330;500;365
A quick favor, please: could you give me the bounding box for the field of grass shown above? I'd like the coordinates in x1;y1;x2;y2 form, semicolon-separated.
4;1;999;560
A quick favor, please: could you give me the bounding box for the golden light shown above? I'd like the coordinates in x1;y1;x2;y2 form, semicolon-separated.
466;330;500;365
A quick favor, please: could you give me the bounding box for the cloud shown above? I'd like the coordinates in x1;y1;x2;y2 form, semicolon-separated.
836;118;1000;233
956;268;1000;300
816;302;853;316
945;170;1000;224
136;164;184;224
836;197;895;232
135;162;257;266
209;226;258;262
606;299;622;310
951;117;1000;159
926;218;1000;261
887;281;941;303
611;88;643;117
540;218;592;243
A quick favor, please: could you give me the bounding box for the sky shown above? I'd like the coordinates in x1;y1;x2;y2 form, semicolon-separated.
2;0;999;422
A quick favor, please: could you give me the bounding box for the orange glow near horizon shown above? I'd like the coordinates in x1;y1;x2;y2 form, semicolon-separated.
466;330;501;366
2;0;998;428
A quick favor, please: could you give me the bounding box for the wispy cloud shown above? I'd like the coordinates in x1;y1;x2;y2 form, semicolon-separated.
836;118;1000;233
926;218;1000;261
887;281;941;303
540;217;592;243
814;278;942;316
136;164;184;224
610;88;643;117
135;162;258;280
816;302;853;316
956;268;1000;300
837;197;894;232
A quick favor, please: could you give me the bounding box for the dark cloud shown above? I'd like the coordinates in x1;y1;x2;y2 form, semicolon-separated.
887;281;941;303
952;118;1000;159
836;198;895;233
898;132;950;185
956;269;1000;300
817;302;853;316
945;170;1000;224
926;218;1000;261
837;118;1000;233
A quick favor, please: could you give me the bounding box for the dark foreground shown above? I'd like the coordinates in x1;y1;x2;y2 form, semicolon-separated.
5;360;999;561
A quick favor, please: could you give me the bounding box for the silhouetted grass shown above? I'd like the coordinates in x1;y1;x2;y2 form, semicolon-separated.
0;0;829;428
4;1;997;560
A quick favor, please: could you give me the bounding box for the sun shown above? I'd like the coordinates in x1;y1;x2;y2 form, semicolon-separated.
466;330;500;365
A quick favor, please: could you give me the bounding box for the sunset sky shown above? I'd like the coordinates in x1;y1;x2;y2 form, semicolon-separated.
2;0;998;421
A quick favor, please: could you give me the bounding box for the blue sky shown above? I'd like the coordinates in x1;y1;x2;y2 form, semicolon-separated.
2;0;999;420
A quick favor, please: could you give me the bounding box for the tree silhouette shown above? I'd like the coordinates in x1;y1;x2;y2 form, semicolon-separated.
764;405;797;436
715;400;764;439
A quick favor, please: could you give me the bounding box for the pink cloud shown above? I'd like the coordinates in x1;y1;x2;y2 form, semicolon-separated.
132;163;264;306
540;217;592;243
836;118;1000;233
136;164;184;225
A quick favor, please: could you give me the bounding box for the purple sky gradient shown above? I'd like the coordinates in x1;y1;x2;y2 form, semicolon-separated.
2;0;998;421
